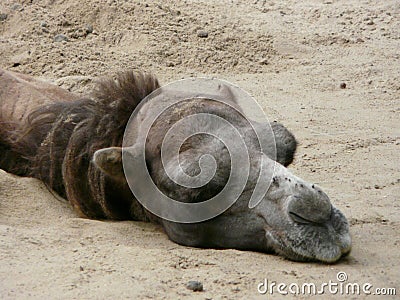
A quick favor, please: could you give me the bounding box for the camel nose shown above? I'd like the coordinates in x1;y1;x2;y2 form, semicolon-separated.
287;189;332;225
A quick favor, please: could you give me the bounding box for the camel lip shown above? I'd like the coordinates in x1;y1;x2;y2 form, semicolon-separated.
260;218;352;263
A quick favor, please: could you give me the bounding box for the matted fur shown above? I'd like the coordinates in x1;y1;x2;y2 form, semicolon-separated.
2;71;159;220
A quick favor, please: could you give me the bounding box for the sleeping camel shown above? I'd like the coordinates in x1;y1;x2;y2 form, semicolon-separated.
0;69;351;262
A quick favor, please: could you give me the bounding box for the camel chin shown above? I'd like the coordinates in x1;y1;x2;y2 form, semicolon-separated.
263;207;352;263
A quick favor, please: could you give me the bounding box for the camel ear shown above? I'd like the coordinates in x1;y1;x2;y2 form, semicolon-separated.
252;121;297;167
270;122;297;167
93;147;125;181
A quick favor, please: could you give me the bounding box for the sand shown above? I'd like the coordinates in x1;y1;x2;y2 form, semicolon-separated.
0;0;399;299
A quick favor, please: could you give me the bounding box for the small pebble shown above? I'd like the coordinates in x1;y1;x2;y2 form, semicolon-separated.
40;21;48;27
85;24;93;34
197;30;209;38
11;4;23;11
0;13;7;21
54;34;69;42
186;280;203;292
340;82;347;89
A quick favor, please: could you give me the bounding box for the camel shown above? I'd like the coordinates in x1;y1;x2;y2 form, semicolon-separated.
0;68;351;262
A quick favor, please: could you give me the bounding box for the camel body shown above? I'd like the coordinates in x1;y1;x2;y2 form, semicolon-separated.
0;69;351;262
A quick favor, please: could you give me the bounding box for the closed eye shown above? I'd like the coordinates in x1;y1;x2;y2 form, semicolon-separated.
289;211;314;225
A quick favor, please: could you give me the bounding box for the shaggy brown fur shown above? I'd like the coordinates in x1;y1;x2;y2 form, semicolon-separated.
1;71;159;220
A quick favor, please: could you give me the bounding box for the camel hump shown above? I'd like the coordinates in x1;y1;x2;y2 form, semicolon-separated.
0;68;78;125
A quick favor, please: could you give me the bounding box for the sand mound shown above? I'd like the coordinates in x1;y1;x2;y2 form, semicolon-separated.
0;0;399;298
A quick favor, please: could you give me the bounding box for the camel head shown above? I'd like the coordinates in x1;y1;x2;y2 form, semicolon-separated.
92;79;351;263
93;145;351;263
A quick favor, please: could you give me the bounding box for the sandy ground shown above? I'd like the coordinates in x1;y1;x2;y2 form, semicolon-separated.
0;0;399;299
